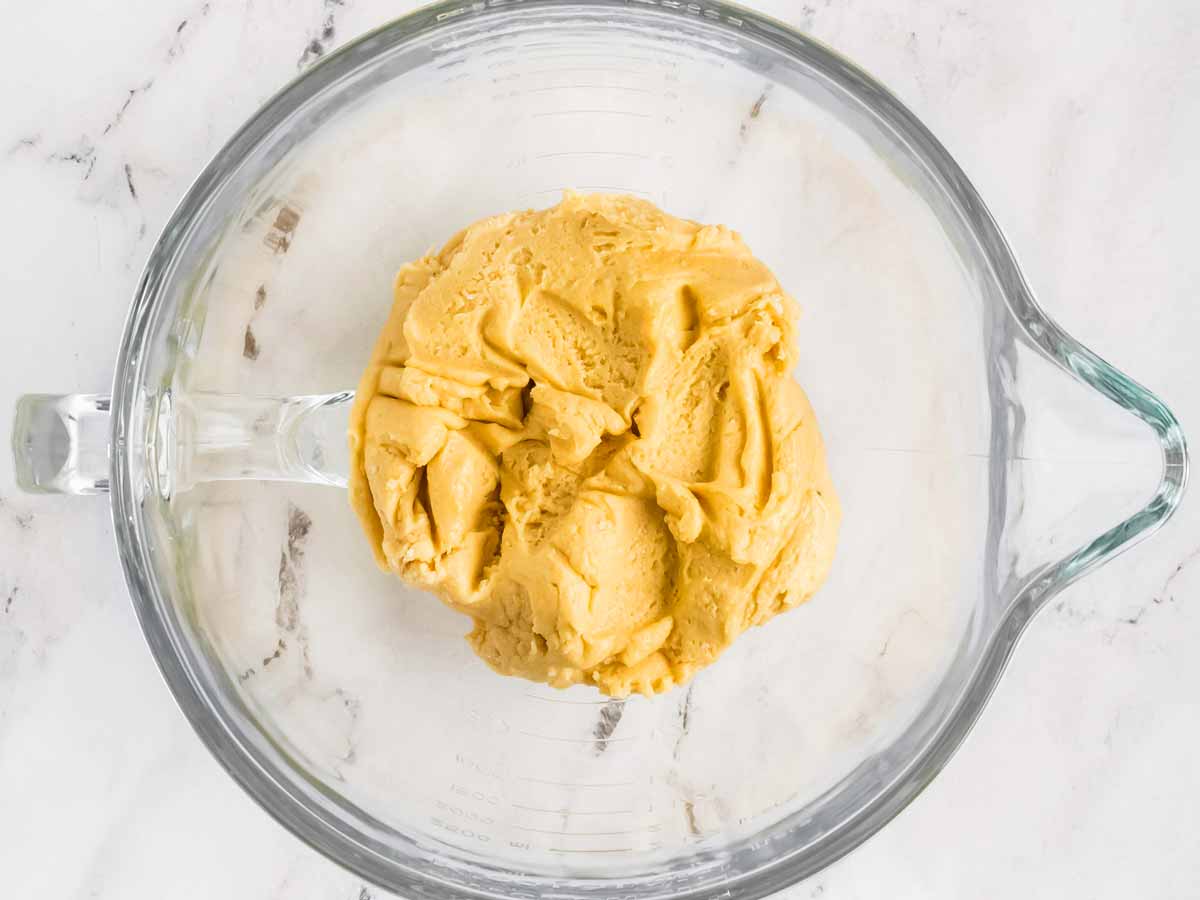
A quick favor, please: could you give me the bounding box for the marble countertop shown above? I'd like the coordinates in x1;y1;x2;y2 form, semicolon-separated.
2;1;1198;897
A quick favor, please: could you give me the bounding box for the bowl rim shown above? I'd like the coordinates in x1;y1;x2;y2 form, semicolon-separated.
108;1;1189;897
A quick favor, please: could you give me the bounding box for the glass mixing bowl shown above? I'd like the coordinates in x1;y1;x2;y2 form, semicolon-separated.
10;1;1188;897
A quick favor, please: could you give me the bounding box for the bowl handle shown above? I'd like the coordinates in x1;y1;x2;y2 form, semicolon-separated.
12;389;354;498
12;394;112;494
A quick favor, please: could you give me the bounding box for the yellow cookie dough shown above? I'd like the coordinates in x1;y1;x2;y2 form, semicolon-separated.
349;193;840;697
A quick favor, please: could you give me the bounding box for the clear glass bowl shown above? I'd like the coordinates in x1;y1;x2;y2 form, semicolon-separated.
11;1;1187;897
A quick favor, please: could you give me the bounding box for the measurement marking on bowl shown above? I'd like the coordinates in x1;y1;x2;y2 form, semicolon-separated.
448;783;501;805
454;753;505;779
549;847;638;854
521;66;661;77
528;47;684;63
514;825;656;837
518;776;637;789
488;53;671;69
520;84;655;95
511;803;636;816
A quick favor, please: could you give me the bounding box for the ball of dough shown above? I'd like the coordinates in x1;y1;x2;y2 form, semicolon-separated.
349;193;840;697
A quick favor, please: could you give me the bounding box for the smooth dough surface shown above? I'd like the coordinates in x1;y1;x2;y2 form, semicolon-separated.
349;193;840;696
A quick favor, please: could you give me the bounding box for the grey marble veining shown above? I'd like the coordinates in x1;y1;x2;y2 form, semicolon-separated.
1;1;1198;898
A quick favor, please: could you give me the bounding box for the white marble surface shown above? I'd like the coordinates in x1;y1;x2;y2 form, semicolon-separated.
1;1;1198;897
